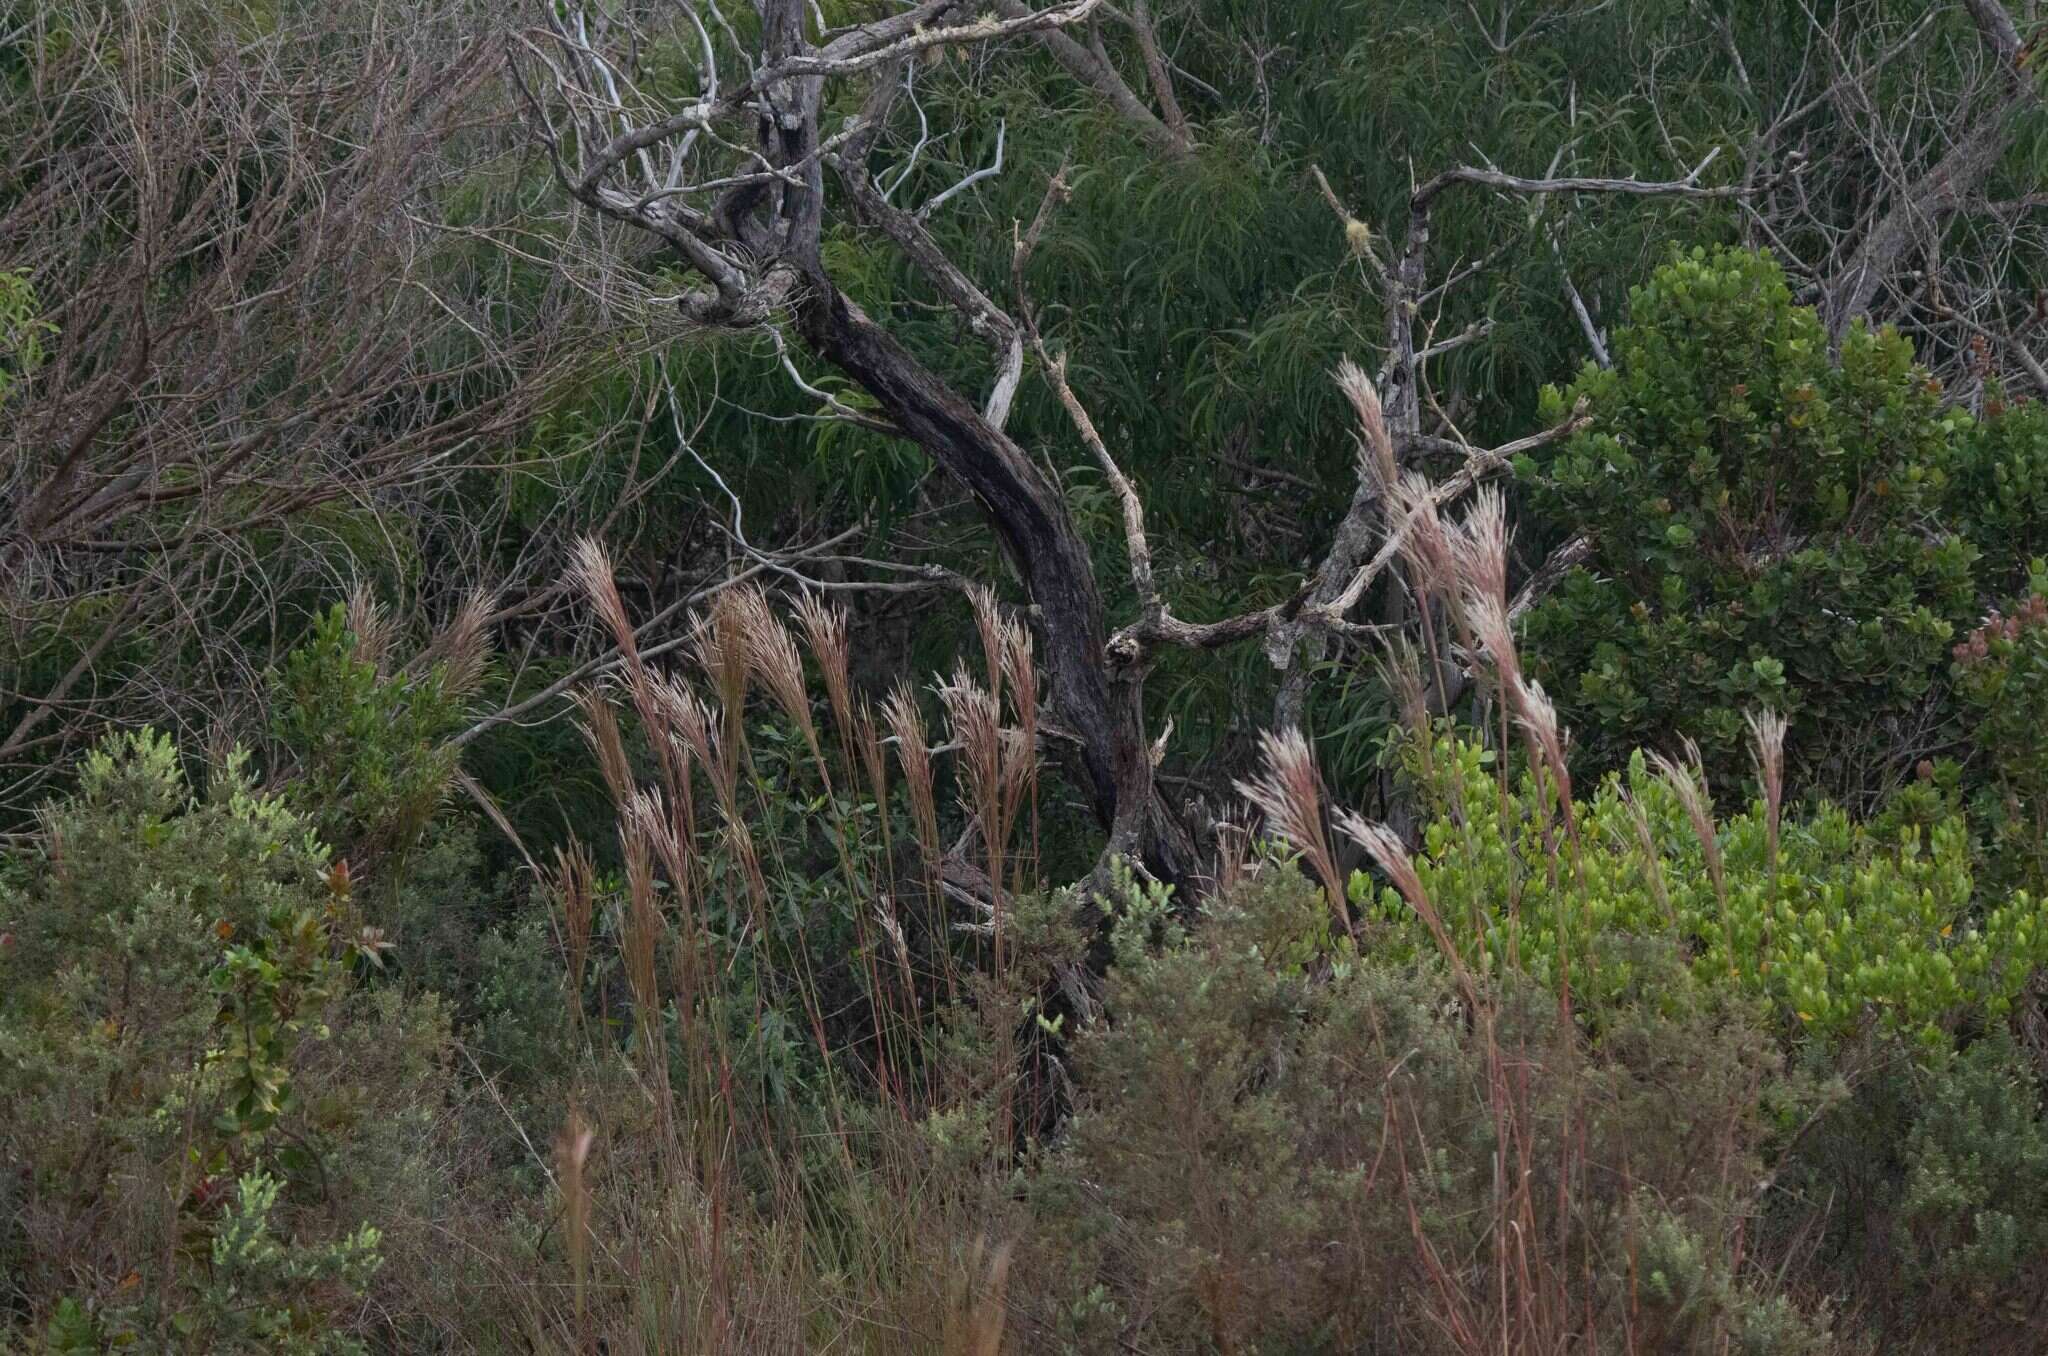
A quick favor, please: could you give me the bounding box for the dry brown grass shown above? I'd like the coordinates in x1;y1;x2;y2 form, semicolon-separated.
532;545;1053;1352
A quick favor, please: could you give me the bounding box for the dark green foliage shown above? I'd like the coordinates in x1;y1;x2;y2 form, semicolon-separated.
1896;1036;2048;1297
268;605;466;867
1947;405;2048;597
1522;246;2048;804
1769;1032;2048;1346
506;0;1776;786
1955;582;2048;894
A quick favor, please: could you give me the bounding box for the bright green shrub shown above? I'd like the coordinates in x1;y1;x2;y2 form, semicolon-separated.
1522;245;1984;802
1355;728;2048;1049
1322;720;2048;1348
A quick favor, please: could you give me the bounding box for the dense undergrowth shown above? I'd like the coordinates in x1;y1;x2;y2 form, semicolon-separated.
12;80;2048;1346
15;256;2048;1346
11;597;2048;1352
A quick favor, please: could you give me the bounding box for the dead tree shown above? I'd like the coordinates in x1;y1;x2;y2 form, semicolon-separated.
514;0;1210;882
1715;0;2048;397
1266;151;1749;733
514;0;1782;887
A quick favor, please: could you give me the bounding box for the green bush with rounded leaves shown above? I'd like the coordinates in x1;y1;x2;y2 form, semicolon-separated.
1522;245;2048;805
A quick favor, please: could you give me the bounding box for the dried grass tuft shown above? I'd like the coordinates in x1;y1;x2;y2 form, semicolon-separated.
1335;358;1396;500
421;586;498;701
344;581;396;676
620;811;663;1030
1650;739;1724;907
575;685;634;812
554;1109;595;1350
1388;471;1459;600
1234;727;1353;936
1748;707;1788;868
940;667;1009;958
732;586;815;753
884;680;941;877
966;584;1007;709
794;590;855;758
550;838;596;1001
569;538;637;665
1449;484;1510;619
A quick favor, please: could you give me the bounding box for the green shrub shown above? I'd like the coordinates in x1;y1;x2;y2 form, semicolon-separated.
1766;1031;2048;1348
1015;861;1835;1354
1521;245;2032;804
1897;1033;2048;1291
268;604;468;869
1357;727;2048;1050
1946;402;2048;598
1317;716;2048;1349
0;729;469;1351
1954;580;2048;894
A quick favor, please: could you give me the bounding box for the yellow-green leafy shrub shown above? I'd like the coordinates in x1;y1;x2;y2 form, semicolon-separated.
1354;729;2048;1048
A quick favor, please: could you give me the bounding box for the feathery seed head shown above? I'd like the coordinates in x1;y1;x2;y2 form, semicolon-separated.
427;586;498;701
1234;727;1351;932
574;686;634;811
793;590;853;745
569;538;637;664
1650;740;1724;903
1451;485;1511;613
344;582;395;675
1335;359;1396;499
1747;707;1788;862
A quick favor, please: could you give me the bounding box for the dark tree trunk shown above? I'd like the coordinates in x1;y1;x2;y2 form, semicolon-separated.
790;273;1199;889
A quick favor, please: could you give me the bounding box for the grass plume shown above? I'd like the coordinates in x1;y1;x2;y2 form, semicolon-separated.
1234;727;1354;937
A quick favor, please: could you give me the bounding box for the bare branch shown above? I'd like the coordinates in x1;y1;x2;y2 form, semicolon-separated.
1509;534;1593;622
1013;171;1157;621
1127;1;1189;144
1312;404;1590;626
1411;147;1736;214
989;0;1192;156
